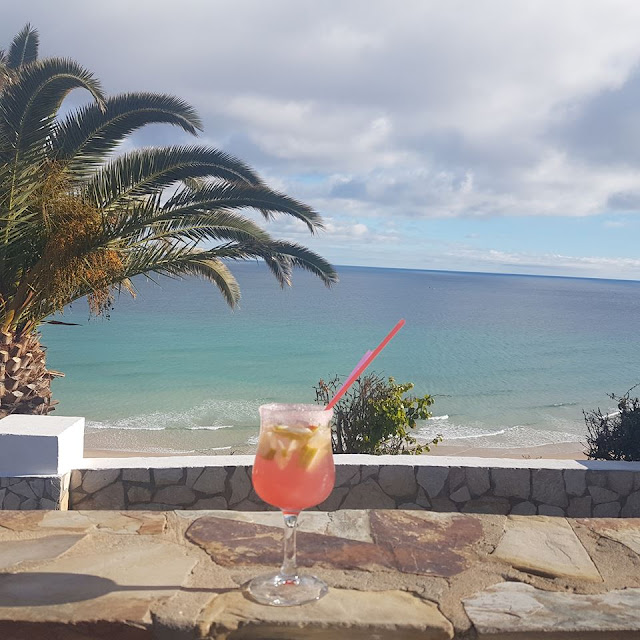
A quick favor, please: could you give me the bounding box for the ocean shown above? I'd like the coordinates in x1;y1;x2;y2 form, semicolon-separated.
40;262;640;455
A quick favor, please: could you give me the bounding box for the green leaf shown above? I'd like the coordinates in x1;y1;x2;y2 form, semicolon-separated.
0;57;104;213
6;24;39;70
164;182;323;232
85;146;265;209
52;93;203;179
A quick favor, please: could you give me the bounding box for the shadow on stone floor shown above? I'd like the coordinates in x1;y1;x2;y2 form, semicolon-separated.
0;572;228;606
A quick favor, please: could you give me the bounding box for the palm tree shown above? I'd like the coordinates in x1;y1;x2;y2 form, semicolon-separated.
0;25;337;417
0;24;39;92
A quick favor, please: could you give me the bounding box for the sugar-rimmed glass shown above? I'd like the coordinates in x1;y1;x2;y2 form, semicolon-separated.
247;403;334;606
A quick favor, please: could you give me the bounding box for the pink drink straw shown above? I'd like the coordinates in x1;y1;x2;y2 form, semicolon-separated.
325;319;406;410
330;349;372;402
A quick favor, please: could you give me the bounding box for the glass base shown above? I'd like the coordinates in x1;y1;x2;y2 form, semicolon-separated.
246;572;328;606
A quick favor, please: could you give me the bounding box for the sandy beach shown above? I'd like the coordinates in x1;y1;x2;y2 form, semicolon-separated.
428;441;586;460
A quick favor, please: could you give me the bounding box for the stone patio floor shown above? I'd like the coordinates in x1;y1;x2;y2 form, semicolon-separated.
0;510;639;638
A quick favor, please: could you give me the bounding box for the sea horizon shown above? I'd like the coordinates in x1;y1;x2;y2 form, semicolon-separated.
41;261;640;456
331;262;640;284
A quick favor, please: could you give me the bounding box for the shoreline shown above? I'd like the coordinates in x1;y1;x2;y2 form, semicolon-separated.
84;440;587;460
426;441;586;460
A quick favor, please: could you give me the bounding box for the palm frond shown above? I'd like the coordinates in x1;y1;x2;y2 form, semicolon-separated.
115;240;238;304
52;93;203;179
233;240;338;287
0;58;104;213
273;240;338;286
85;146;265;209
163;182;323;232
6;24;39;70
119;209;272;247
0;57;104;157
160;255;240;308
0;28;336;329
262;254;293;287
0;50;11;91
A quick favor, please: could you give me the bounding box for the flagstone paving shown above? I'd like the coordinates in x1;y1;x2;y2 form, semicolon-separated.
0;510;639;638
463;582;640;639
491;515;602;582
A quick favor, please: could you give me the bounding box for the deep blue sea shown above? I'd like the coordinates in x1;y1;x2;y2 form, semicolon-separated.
40;262;640;454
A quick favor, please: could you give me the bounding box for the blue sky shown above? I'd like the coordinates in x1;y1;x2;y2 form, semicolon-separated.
5;1;640;279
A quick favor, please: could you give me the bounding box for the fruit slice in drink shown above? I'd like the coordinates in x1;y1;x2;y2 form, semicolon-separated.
252;423;335;512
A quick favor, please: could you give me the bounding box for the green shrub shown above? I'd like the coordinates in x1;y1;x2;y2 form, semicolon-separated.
584;386;640;461
314;373;442;454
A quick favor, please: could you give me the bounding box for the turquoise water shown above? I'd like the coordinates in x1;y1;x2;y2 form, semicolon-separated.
41;263;640;453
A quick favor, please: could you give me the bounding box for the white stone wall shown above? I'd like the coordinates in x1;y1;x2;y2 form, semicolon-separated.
66;455;640;517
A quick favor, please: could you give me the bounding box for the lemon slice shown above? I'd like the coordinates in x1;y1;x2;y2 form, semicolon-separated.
299;428;331;470
257;432;277;460
274;437;296;469
299;443;329;470
272;424;313;440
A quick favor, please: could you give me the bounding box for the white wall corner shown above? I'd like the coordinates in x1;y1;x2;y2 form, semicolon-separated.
0;415;85;476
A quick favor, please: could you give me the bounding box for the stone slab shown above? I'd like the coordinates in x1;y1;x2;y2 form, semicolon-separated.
0;534;83;570
82;469;120;494
186;510;482;577
368;511;483;577
492;516;601;581
416;466;448;498
377;465;418;497
463;496;510;514
0;511;165;535
577;518;640;556
0;541;197;628
0;511;45;530
182;509;373;543
192;467;227;494
531;469;568;507
492;468;530;499
464;581;640;638
185;514;396;572
563;469;587;497
466;467;490;497
229;467;251;505
340;479;395;509
203;588;453;639
0;619;152;639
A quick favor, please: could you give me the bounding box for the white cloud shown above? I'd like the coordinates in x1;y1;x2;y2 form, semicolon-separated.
8;0;640;223
444;245;640;278
5;1;640;277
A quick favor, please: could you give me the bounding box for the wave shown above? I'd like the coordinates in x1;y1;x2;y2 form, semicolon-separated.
187;426;233;431
446;428;508;440
88;421;236;432
173;446;233;452
429;414;449;421
87;422;166;431
542;402;579;408
417;416;581;448
86;398;263;432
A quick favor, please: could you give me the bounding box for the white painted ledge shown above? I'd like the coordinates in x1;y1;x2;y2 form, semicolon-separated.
76;452;640;472
0;415;84;476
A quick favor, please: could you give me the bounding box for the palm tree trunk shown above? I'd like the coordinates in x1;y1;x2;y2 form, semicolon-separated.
0;330;60;417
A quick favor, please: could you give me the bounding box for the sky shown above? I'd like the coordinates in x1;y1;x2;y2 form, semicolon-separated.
4;1;640;279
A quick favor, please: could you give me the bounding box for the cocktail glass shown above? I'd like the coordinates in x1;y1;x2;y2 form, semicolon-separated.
247;403;335;606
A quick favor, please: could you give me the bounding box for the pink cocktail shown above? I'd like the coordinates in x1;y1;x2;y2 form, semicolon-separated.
248;403;334;606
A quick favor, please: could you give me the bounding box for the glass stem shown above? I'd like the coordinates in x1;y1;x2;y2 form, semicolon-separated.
280;511;299;579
